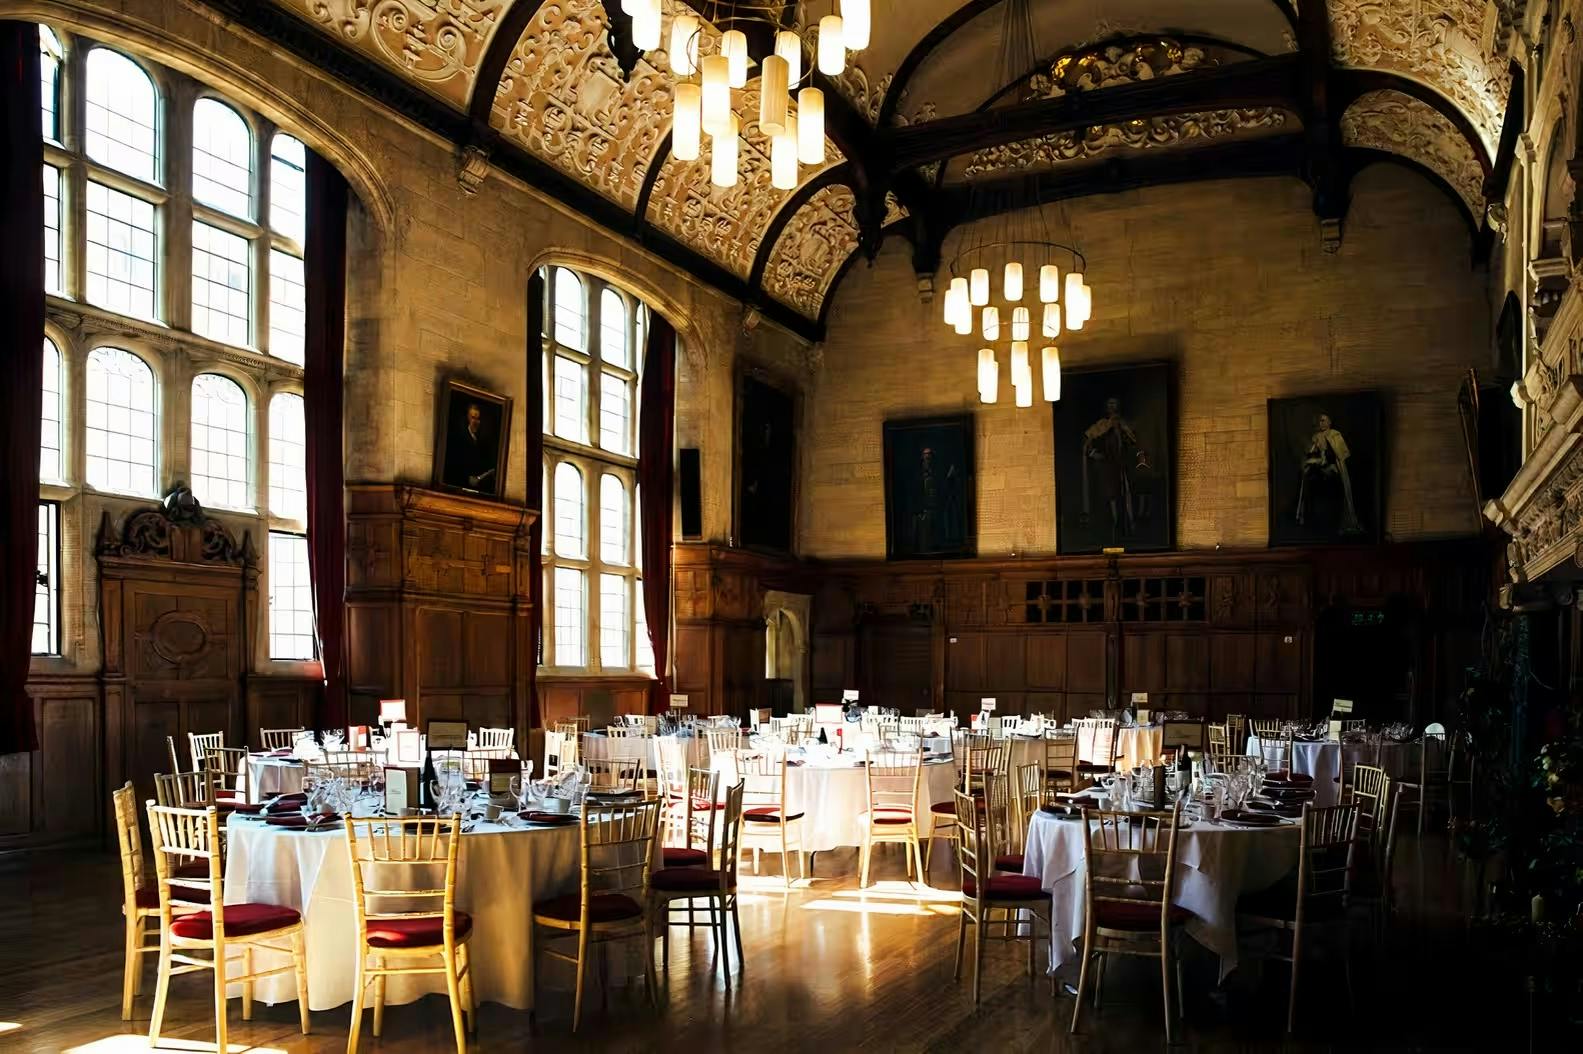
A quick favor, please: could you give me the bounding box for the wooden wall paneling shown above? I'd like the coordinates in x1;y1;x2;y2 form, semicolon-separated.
246;679;316;746
1210;633;1258;692
1255;630;1305;695
946;632;986;690
1120;632;1165;698
34;691;99;836
1164;634;1210;693
1025;691;1065;721
1025;630;1067;690
984;632;1027;692
1066;630;1110;696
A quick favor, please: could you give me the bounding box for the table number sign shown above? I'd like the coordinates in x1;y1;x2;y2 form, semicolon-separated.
814;703;844;725
669;694;689;709
1332;698;1355;714
426;720;469;751
392;729;423;765
488;758;518;796
385;767;418;814
979;697;997;712
1136;709;1151;727
842;690;860;703
1328;719;1344;741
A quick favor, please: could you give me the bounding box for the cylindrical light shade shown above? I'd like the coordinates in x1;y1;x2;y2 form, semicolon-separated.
771;119;798;190
1040;264;1060;302
1011;341;1030;385
710;114;739;188
668;13;699;76
723;29;749;88
1042;301;1061;338
797;88;825;165
701;55;731;136
1042;346;1061;402
953;305;973;336
1011;306;1031;342
776;30;802;86
979;349;998;404
842;0;871;50
760;54;790;136
818;15;845;75
1015;372;1033;408
981;305;1000;341
672;81;702;161
1065;271;1084;313
947;276;968;325
969;267;989;306
632;4;661;50
1078;278;1093;321
1004;261;1023;302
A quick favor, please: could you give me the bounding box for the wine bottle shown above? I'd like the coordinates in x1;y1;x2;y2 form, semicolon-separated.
419;750;436;811
817;725;828;746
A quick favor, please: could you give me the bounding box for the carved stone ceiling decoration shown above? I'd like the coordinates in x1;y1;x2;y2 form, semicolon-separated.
271;0;510;108
762;185;859;319
645;78;843;279
488;0;676;209
1340;88;1485;214
1327;0;1511;154
955;39;1293;180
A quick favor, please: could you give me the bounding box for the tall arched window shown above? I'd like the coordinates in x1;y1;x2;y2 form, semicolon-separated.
40;339;64;483
40;26;61;141
540;266;648;671
270;134;307;243
192;98;253;219
85;48;158;183
84;49;161;320
268;392;306;521
85;347;157;496
190;373;251;510
268;135;308;364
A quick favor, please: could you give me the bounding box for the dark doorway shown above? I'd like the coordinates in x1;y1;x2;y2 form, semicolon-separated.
1312;602;1415;723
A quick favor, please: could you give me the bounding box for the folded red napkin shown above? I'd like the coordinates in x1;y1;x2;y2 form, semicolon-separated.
265;812;337;828
1219;809;1281;826
519;811;577;825
231;802;267;815
1265;770;1314;785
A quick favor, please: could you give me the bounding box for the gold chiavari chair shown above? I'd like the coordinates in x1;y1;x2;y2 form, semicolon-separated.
927;735;988;871
585;756;645;794
1249;717;1285;743
259;727;304;751
1044;732;1079;796
203;746;249;803
655;735;689;829
1346;763;1390;844
154;770;214;808
662;767;720;869
953;790;1053;1005
1397;726;1450;835
344;815;475;1052
146;803;309;1051
315;749;375;783
1070;803;1188;1043
1207;722;1228;753
1448;731;1475;828
188;731;225;772
860;748;926;888
1225;713;1248;754
165;735;184;774
1074;718;1117;781
543;729;574;780
604;724;648;739
736;750;807;885
1351;779;1402;939
533;799;662;1031
998;762;1044;874
1236;802;1360;1032
705;727;745;760
552;718;586;739
113;783;207;1019
650;781;745;984
1205;740;1238;773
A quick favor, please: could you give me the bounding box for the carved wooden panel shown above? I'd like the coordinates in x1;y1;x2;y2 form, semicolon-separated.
1164;634;1211;692
945;632;985;690
1210;633;1259;692
1026;633;1067;689
1066;630;1110;694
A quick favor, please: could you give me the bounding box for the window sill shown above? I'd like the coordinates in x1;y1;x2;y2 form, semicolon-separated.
537;670;656;683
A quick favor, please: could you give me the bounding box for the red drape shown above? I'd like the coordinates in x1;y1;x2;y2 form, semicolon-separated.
638;317;677;714
0;22;44;756
524;271;546;728
304;150;349;730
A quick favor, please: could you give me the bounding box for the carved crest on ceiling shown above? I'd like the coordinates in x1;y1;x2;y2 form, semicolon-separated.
273;0;507;107
1340;88;1485;214
762;184;859;318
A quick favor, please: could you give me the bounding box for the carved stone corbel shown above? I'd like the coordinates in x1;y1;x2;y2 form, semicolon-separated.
457;142;491;195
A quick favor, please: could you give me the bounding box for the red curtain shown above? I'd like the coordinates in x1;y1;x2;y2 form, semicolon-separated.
0;22;44;755
638;317;677;714
524;271;545;728
304;150;349;730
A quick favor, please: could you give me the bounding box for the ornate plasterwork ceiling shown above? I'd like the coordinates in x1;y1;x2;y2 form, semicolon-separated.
1341;87;1485;213
761;185;859;319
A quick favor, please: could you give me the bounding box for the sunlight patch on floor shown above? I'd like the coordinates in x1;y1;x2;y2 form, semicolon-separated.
65;1036;286;1053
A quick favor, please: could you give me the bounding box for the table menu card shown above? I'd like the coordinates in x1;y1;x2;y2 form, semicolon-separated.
385;767;418;813
426;720;468;751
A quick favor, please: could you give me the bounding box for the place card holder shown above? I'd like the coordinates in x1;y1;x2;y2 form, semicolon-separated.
1136;708;1151;727
347;725;370;749
385;767;419;814
488;758;519;797
1328;719;1344;741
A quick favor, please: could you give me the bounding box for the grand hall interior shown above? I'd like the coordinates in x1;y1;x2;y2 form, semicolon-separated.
2;1;1582;1051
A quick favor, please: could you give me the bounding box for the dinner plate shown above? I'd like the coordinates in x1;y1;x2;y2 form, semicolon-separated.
1218;809;1285;828
519;811;577;826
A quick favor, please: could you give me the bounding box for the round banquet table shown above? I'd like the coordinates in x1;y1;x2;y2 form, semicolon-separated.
580;731;710;771
223;812;580;1011
725;756;958;854
245;754;307;804
1023;809;1301;980
1246;736;1419;807
1115;726;1165;770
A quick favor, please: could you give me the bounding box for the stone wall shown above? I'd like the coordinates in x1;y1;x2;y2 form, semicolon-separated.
802;166;1494;558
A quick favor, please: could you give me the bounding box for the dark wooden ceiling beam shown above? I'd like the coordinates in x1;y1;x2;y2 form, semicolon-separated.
1295;0;1346;243
880;54;1304;171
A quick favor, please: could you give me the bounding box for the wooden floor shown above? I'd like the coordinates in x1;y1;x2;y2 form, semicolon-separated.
0;833;1522;1052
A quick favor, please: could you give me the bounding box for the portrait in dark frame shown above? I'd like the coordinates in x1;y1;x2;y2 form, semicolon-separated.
735;375;797;552
434;378;512;499
1053;362;1174;554
883;414;976;560
1267;392;1383;546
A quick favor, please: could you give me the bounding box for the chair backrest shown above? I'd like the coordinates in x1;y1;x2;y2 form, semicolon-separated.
1419;730;1449;781
987;715;1014;739
345;815;462;949
204;745;248;797
1077;803;1183;931
585;756;644;792
899;716;929;734
1073;717;1116;765
705;728;745;758
315;749;374;782
166;735;183;774
1205;740;1238;773
1015;762;1043;843
543;729;572;780
579;798;662;908
259;727;304;752
655;735;689;802
963;740;1007;793
1347;763;1389;840
112;781;145;908
678;766;721;853
188;731;225;772
981;767;1013;856
1376;779;1403;893
953;789;987;903
604;725;648;740
145;802;222;926
1225;713;1247;752
714;782;745;890
1044;732;1077;770
153;770;210;807
1207;723;1228;751
1249;718;1284;742
1297;803;1360;917
865;748;923;821
734;750;787;815
476;727;515;751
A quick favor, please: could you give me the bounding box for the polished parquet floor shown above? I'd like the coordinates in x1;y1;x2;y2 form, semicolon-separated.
0;833;1523;1053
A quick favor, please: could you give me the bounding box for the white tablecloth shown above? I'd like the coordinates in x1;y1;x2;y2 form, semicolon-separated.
245;755;307;803
224;814;580;1011
1247;737;1343;807
1023;810;1300;979
720;757;958;853
1116;726;1165;770
580;732;710;771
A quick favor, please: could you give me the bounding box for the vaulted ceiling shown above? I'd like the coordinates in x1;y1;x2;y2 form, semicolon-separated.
233;1;1520;338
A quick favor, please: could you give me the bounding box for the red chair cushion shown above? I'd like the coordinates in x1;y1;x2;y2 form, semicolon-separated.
650;867;725;892
962;873;1044;901
1095;900;1193;931
871;809;913;825
169;903;300;940
533;893;643;925
662;846;709;867
929;800;957;815
365;911;473;948
669;795;718;811
993;853;1025;873
743;807;804;823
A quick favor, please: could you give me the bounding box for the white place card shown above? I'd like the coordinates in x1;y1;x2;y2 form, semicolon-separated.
1328;719;1345;740
669;693;689;709
1332;698;1355;714
1136;708;1151;726
384;767;417;814
426;720;468;751
379;698;408;725
980;697;997;711
488;759;517;796
842;690;860;702
392;729;423;766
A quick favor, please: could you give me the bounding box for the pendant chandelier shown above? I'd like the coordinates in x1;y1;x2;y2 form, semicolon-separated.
936;0;1094;406
617;1;871;189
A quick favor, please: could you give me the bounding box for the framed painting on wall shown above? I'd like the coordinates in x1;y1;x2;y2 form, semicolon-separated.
433;378;512;499
1053;361;1174;554
735;374;797;552
1267;391;1383;546
882;414;976;560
